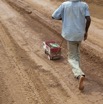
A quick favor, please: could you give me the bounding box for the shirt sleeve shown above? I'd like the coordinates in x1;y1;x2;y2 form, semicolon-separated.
85;3;90;16
52;4;63;20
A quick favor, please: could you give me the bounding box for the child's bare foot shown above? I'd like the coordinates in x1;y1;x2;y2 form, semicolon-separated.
79;75;85;90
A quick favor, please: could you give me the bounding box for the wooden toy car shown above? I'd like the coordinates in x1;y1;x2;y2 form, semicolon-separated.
43;40;61;60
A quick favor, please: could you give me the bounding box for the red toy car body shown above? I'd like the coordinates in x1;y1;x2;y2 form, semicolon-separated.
43;41;61;60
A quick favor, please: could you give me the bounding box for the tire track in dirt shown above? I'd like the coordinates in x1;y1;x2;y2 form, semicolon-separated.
0;40;14;104
0;1;54;104
0;22;44;104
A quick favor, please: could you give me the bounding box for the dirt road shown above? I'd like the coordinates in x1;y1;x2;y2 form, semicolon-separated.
0;0;103;104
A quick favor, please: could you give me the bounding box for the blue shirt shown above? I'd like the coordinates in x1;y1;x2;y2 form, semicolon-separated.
52;1;90;41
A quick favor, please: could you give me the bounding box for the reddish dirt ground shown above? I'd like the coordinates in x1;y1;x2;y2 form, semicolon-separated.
0;0;103;104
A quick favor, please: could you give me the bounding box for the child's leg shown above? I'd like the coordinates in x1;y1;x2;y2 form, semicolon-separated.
67;41;85;78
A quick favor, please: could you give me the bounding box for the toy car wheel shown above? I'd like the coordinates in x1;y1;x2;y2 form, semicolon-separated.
48;55;52;60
